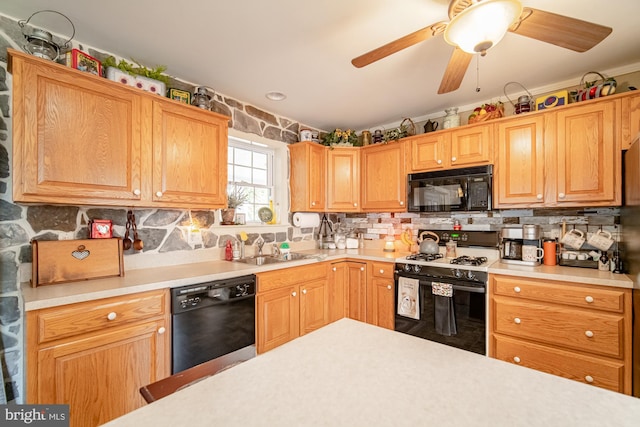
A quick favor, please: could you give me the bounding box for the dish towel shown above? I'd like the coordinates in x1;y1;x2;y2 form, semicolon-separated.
432;282;457;336
397;277;420;320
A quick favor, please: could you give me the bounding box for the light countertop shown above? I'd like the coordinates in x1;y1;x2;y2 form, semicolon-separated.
102;318;640;427
22;248;635;311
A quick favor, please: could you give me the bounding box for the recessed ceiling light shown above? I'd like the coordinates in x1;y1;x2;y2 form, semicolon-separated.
265;91;286;101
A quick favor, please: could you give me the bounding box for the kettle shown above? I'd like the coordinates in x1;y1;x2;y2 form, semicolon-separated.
423;120;438;133
418;231;440;254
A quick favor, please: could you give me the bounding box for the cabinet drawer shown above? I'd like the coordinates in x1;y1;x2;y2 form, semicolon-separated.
35;290;167;344
491;275;627;313
492;334;624;393
492;296;624;358
257;263;326;292
370;262;394;278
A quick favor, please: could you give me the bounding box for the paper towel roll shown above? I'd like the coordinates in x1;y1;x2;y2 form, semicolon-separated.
293;212;320;228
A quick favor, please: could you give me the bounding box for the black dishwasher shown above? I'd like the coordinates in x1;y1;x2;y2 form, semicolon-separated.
171;275;256;374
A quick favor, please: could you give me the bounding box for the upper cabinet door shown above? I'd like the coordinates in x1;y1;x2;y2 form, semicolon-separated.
289;142;326;212
327;147;360;212
406;133;450;172
449;124;493;168
554;100;620;206
361;142;406;212
494;116;546;208
621;92;640;150
151;100;228;207
11;51;143;204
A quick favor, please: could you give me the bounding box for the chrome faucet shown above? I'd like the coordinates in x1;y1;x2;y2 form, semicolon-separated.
256;236;265;256
272;243;281;257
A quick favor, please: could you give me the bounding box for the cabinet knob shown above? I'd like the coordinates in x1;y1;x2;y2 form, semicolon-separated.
133;189;141;196
360;267;365;271
157;327;166;335
451;156;457;162
536;194;543;200
399;201;404;206
558;192;566;199
387;285;392;290
585;296;594;303
156;191;163;197
585;330;594;338
437;159;442;165
292;291;297;297
332;267;337;272
311;202;316;207
514;286;521;293
513;356;521;363
302;289;307;295
514;317;521;324
584;375;594;384
107;312;117;321
379;269;384;274
353;203;358;207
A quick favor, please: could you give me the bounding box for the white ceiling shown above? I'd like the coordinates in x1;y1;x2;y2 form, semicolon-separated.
2;0;640;132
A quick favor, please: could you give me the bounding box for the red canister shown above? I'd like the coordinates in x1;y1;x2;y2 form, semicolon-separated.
543;239;557;266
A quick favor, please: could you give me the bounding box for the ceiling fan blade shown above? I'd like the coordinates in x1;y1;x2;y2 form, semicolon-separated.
437;48;473;94
510;8;612;53
351;22;446;68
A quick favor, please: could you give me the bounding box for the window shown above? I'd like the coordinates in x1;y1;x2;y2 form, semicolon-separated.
228;136;274;223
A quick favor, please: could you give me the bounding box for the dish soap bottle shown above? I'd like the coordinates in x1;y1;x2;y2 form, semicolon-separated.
267;199;276;224
225;240;233;261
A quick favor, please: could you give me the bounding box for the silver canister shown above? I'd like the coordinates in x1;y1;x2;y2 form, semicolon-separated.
522;224;542;240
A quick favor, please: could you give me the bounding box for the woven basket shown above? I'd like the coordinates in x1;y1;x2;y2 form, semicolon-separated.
400;118;416;136
468;105;504;124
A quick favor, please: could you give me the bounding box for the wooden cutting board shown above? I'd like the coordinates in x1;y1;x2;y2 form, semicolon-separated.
31;238;124;287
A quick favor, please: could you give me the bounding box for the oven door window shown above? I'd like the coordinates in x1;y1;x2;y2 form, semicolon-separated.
409;178;466;212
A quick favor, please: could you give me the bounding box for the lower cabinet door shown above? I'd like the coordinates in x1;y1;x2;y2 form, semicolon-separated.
299;278;329;335
35;320;168;427
257;285;300;354
369;277;396;330
492;334;625;393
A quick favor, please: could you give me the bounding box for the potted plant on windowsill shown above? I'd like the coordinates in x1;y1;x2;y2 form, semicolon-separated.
222;186;249;225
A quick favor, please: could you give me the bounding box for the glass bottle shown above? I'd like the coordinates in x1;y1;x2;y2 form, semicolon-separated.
443;107;460;129
598;251;609;271
225;240;233;261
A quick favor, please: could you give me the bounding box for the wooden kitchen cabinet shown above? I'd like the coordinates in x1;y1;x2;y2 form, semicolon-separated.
327;147;360;212
346;261;367;322
405;132;449;172
26;289;171;427
621;91;640;150
489;274;632;394
9;49;229;209
327;261;348;322
494;115;546;207
367;261;395;330
361;141;406;212
256;263;329;353
289;141;326;212
553;99;620;206
449;124;493;168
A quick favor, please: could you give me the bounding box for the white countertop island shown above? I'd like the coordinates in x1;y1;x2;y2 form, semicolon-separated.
102;319;640;427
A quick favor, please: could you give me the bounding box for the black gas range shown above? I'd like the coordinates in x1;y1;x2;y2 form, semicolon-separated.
394;230;499;355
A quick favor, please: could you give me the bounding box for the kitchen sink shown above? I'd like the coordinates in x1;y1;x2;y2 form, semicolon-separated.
234;252;311;266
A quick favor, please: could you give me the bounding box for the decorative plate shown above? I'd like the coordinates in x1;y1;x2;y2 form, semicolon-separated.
258;207;273;223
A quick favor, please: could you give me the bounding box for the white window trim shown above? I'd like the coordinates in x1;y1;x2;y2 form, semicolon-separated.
227;128;290;227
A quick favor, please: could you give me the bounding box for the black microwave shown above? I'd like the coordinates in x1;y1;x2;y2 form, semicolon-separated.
407;165;492;212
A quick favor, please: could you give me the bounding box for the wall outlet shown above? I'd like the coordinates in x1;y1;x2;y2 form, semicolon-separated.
188;229;203;247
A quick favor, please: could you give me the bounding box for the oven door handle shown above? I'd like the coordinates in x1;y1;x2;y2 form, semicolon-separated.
451;284;485;294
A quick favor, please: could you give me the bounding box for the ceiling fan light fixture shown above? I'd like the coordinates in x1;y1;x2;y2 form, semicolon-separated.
444;0;522;55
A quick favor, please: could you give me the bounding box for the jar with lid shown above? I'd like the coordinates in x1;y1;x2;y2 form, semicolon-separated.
445;240;457;258
443;107;460;129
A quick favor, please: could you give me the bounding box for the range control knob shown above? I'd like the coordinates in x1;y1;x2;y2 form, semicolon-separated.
413;264;422;273
403;264;412;273
453;269;463;279
466;270;476;280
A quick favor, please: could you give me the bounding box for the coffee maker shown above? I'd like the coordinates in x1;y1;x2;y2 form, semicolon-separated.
500;225;544;266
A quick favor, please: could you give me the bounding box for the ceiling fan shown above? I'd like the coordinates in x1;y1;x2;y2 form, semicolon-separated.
351;0;612;94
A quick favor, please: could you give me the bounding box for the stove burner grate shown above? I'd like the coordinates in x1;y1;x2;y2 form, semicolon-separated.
406;253;443;262
450;255;488;266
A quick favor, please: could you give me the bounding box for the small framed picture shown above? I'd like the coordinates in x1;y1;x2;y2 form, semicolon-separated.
235;213;246;225
168;88;191;104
